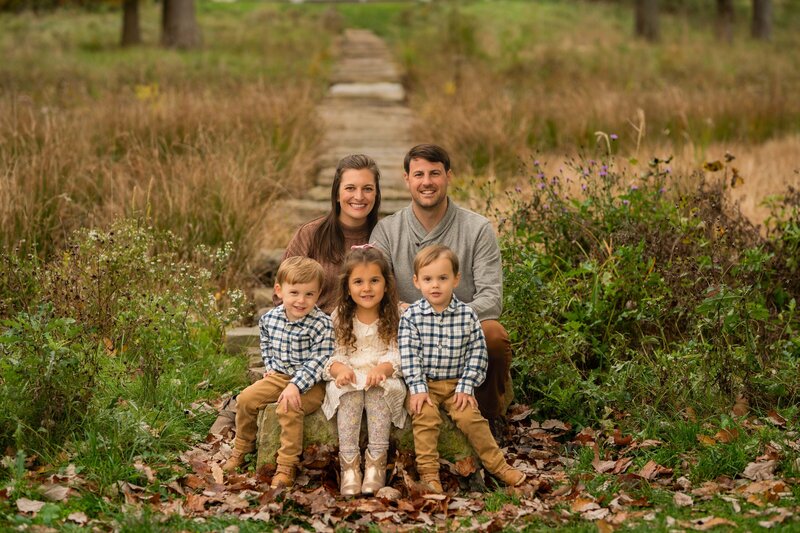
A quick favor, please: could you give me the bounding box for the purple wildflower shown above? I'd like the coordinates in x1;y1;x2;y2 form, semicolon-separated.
534;160;541;167
538;183;546;190
581;184;588;191
630;184;639;191
599;171;607;177
622;199;630;206
610;134;618;140
515;186;522;193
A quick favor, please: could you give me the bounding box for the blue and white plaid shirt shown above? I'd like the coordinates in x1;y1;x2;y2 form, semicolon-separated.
259;305;334;393
399;296;488;396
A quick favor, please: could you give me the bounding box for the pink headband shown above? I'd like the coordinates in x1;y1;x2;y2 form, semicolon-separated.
351;243;376;251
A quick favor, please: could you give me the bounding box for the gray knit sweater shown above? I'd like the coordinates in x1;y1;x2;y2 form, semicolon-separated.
370;199;503;321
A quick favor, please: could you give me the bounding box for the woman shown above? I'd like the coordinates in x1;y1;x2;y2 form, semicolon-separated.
274;154;381;313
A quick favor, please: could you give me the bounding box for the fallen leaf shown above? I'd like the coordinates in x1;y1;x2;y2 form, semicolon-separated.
376;486;401;501
690;516;737;530
573;427;596;445
731;396;749;417
16;498;46;514
211;463;225;485
582;507;610;521
67;511;89;524
597;519;616;532
766;410;786;427
40;484;70;502
742;460;777;481
455;456;478;476
673;492;693;507
613;428;632;446
697;434;717;446
638;460;673;480
542;419;570;431
685;407;698;421
134;460;156;483
571;497;599;513
713;428;738;443
719;496;741;513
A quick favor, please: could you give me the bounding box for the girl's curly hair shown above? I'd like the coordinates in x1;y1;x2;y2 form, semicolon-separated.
334;247;399;351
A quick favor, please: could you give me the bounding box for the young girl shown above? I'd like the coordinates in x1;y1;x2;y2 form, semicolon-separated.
322;245;406;496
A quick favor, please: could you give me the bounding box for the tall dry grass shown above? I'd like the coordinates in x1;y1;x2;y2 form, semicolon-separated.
389;1;800;217
0;83;321;278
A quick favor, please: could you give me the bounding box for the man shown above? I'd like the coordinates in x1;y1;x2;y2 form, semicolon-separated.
370;144;512;422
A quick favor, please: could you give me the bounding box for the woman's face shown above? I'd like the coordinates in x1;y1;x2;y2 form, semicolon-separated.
338;168;377;227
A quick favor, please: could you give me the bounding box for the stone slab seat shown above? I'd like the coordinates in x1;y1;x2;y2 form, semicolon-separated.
255;402;474;468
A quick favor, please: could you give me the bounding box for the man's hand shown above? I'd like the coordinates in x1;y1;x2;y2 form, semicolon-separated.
409;392;434;415
277;383;302;413
453;392;478;411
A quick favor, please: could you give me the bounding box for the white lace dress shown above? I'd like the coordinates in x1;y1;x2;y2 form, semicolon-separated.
322;317;407;428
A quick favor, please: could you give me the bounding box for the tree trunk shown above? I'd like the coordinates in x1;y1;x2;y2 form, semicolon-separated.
715;0;734;43
635;0;660;42
161;0;201;50
121;0;141;47
751;0;772;40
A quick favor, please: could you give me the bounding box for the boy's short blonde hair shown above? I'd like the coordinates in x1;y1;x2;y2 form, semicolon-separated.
276;256;325;288
413;244;460;276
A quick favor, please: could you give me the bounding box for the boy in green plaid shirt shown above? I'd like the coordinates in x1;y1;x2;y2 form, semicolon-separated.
399;244;525;493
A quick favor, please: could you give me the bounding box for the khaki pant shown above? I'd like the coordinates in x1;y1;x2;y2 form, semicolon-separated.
233;373;325;468
408;379;508;476
475;320;512;419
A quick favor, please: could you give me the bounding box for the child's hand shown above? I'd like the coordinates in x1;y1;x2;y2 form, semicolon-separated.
409;392;434;414
263;370;276;378
277;383;302;413
453;392;478;411
335;367;356;388
365;367;388;389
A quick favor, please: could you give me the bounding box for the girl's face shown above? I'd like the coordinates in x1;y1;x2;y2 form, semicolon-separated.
348;262;386;314
338;168;377;227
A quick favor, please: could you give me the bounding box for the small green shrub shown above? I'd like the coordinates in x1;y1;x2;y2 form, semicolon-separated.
496;155;800;423
0;218;244;452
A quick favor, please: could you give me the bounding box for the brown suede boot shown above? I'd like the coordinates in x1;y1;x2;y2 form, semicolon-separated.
222;450;248;473
361;450;387;495
420;472;443;494
493;465;525;487
270;465;296;489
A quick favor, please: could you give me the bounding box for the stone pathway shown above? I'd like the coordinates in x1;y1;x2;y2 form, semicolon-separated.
286;28;415;221
229;28;416;379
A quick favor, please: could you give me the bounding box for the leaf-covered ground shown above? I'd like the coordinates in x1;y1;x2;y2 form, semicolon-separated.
4;402;799;531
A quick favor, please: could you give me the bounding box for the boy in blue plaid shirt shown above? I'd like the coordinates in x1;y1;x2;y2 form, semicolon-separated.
223;257;334;489
400;244;525;493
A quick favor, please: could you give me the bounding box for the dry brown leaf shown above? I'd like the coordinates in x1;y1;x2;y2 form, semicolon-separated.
638;460;673;480
766;410;786;427
582;508;610;521
16;498;46;514
673;492;693;507
719;496;741;513
685;406;698;421
731;396;749;417
573;427;596;445
40;484;70;502
613;428;633;446
612;457;634;474
713;428;738;443
697;434;717;446
742;460;777;481
455;456;478;476
597;519;616;532
571;497;599;513
542;419;570;431
67;511;89;524
185;492;208;513
211;463;225;485
376;486;401;501
690;516;737;530
133;460;156;484
593;459;617;474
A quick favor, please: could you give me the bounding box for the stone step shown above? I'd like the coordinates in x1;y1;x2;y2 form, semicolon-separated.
225;326;259;354
329;82;405;102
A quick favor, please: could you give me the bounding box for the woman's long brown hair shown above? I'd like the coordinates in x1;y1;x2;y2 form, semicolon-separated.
308;154;381;265
334;247;399;352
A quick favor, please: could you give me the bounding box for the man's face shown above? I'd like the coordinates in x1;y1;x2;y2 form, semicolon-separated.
404;158;451;211
274;280;321;321
413;256;460;313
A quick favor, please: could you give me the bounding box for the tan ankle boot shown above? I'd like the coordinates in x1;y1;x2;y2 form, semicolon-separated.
339;452;362;497
361;450;387;495
494;465;525;487
420;472;443;494
270;465;296;489
222;450;248;473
